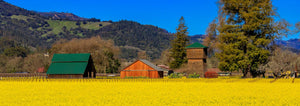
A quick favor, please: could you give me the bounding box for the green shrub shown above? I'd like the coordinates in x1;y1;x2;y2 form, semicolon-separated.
168;73;182;78
188;73;200;78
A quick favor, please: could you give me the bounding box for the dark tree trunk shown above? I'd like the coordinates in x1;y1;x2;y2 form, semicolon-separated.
262;71;265;78
273;72;279;78
242;69;247;78
242;65;252;78
242;69;250;78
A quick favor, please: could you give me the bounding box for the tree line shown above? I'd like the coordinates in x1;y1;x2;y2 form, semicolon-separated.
167;0;300;78
0;36;121;73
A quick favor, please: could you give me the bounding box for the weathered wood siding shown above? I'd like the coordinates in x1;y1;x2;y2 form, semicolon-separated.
47;74;83;78
0;73;46;77
187;48;207;59
187;48;208;77
120;71;162;78
188;59;203;64
187;59;207;75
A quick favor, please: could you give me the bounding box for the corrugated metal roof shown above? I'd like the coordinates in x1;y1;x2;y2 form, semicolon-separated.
52;53;90;62
186;42;208;49
47;53;91;75
157;65;170;70
46;62;88;74
139;59;164;71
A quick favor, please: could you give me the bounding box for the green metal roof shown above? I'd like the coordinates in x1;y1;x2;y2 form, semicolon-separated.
52;53;90;62
47;53;91;75
47;62;88;74
186;42;208;49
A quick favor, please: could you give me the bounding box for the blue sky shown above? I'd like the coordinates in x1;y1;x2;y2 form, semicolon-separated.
5;0;300;39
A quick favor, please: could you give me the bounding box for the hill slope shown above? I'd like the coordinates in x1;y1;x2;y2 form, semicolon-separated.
189;34;206;43
276;39;300;50
0;0;46;47
189;34;300;53
0;0;173;60
96;21;172;59
38;12;89;21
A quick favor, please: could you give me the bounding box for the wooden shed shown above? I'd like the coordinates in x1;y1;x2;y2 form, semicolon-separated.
46;53;96;78
120;59;164;78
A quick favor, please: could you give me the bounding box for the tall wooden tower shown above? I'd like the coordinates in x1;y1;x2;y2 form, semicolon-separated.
186;42;208;76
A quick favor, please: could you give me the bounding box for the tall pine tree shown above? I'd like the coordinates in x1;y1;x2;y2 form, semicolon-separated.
216;0;286;77
170;16;189;69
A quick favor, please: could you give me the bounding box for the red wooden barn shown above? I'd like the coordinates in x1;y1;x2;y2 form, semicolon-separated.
120;59;164;78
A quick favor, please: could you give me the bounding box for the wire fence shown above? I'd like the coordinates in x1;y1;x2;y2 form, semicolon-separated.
0;73;121;79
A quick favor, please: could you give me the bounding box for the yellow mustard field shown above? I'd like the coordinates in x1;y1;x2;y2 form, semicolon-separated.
0;78;299;105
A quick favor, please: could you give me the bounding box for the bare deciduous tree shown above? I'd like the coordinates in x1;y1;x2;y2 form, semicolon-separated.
23;53;51;73
137;51;148;60
5;57;23;73
154;49;173;65
50;36;120;73
207;56;219;68
0;54;9;72
260;48;298;77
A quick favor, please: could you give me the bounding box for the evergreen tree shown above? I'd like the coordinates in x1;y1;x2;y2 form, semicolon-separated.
216;0;286;77
105;51;121;73
170;16;189;69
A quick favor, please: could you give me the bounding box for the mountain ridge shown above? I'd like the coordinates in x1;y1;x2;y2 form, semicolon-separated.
0;0;173;60
189;34;300;53
38;12;89;21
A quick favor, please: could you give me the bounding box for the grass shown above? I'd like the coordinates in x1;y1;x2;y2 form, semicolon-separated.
10;15;33;21
46;20;78;34
80;22;111;30
5;15;112;38
44;20;111;37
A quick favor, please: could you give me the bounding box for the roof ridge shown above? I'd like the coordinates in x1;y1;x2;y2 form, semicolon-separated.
186;42;208;48
139;59;164;71
52;53;91;62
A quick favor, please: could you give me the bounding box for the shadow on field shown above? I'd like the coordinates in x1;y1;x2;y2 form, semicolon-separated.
270;79;277;83
248;79;261;82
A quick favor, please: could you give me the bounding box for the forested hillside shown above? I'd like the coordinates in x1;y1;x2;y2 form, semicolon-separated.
0;0;47;47
0;0;173;60
96;21;173;60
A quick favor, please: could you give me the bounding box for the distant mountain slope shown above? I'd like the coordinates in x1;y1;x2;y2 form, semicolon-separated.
0;0;37;16
38;12;89;21
95;21;173;59
0;0;173;60
189;34;206;44
276;39;300;50
189;34;300;53
0;0;47;47
0;0;111;46
276;39;300;53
